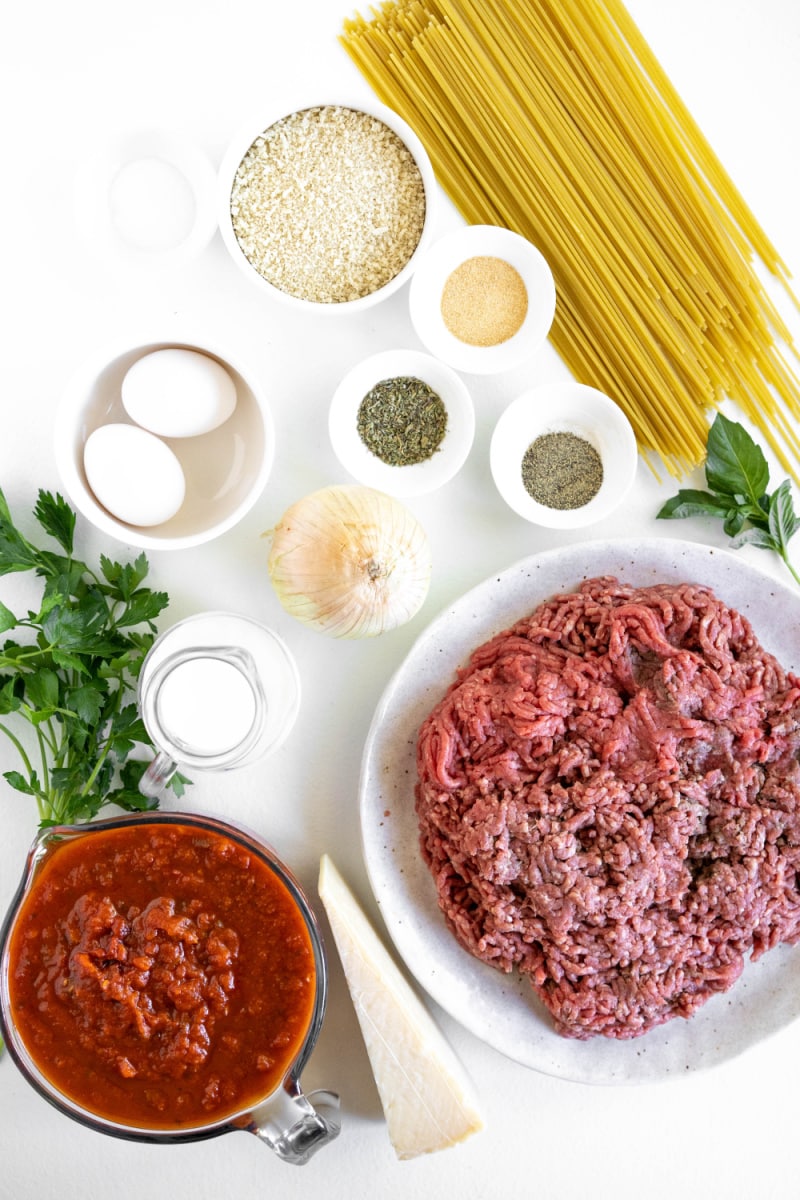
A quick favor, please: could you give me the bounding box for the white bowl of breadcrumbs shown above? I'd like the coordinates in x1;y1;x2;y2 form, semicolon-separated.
218;97;437;312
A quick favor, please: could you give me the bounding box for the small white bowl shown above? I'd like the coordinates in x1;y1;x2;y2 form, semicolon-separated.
54;338;275;550
409;224;556;374
489;382;638;528
72;129;218;273
328;349;475;497
217;97;436;314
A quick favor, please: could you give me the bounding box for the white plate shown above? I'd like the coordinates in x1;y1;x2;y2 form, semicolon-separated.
359;537;800;1084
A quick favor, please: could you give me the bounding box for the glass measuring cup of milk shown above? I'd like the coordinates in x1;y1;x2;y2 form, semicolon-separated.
137;611;301;797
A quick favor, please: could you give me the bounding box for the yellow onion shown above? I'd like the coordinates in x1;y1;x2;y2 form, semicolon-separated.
265;484;432;638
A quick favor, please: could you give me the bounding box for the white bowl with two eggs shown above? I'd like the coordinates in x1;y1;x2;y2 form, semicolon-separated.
54;339;274;550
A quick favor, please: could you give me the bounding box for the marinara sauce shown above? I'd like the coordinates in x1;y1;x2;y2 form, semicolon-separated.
5;819;318;1130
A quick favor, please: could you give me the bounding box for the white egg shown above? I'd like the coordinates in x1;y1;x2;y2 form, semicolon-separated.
84;424;186;527
121;348;238;438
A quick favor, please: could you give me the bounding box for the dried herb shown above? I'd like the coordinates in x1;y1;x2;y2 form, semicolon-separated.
0;486;188;830
521;431;603;509
657;412;800;586
357;376;447;466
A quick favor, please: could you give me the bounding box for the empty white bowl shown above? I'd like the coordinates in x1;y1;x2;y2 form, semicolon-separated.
490;382;638;528
328;348;475;497
409;224;556;374
217;97;436;314
72;129;218;273
54;337;275;550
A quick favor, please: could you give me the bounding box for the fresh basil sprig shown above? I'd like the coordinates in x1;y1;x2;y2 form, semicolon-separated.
657;412;800;586
0;486;187;828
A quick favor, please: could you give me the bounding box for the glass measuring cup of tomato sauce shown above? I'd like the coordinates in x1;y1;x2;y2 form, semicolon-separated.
0;811;340;1164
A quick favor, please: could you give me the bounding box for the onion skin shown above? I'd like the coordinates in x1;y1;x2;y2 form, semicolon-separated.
266;485;432;638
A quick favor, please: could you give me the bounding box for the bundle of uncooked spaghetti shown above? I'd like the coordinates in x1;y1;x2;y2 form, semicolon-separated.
341;0;800;478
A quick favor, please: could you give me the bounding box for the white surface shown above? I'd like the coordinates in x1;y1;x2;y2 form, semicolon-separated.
361;538;800;1083
1;1;799;1198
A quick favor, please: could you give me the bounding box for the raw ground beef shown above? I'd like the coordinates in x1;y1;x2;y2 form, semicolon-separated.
415;576;800;1040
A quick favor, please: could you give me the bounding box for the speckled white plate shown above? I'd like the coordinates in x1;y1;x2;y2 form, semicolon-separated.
359;537;800;1085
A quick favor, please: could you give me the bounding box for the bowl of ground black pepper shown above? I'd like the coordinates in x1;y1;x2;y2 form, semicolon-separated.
217;97;436;312
408;224;556;374
489;382;639;528
328;348;475;497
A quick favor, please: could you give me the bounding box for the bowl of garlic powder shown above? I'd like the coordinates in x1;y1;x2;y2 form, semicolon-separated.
409;224;556;374
217;97;437;313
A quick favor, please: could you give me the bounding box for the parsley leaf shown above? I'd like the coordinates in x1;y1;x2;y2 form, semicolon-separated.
34;491;76;555
0;486;188;828
658;413;800;587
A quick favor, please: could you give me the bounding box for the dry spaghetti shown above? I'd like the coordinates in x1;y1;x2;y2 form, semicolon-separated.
340;0;800;479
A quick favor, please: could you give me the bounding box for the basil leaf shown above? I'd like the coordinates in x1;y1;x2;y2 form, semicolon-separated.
730;527;780;551
705;412;769;502
768;480;800;549
657;489;732;520
722;509;746;538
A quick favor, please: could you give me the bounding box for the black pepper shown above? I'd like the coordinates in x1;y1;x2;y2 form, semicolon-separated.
521;431;603;509
357;376;448;466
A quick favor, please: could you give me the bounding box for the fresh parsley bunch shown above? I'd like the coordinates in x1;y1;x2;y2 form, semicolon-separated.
0;487;185;828
658;411;800;587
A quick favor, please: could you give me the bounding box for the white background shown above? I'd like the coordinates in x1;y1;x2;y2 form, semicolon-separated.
1;1;800;1197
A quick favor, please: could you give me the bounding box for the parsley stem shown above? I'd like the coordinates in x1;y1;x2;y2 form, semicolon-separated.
0;722;34;775
35;727;51;819
78;685;122;801
0;722;45;822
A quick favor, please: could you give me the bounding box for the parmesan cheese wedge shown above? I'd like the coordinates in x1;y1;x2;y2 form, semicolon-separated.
317;854;484;1160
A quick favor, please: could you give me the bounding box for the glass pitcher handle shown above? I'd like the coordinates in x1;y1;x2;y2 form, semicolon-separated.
139;750;178;799
247;1085;341;1165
